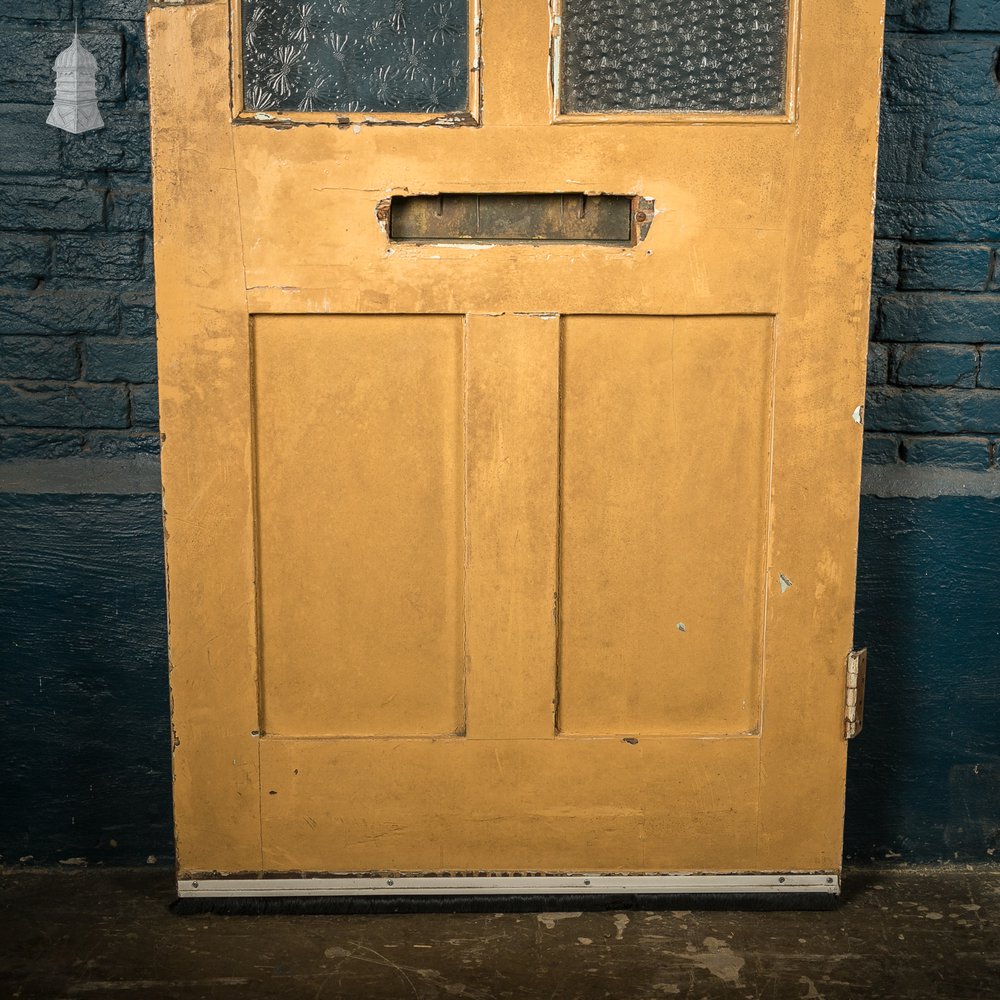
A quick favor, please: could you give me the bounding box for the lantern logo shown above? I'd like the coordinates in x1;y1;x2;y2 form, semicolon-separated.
47;29;105;135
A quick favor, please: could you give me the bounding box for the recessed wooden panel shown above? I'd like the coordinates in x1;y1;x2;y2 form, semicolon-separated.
260;735;760;873
253;314;465;737
558;315;774;736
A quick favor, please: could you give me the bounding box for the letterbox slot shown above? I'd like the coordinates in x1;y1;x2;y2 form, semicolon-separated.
388;194;637;244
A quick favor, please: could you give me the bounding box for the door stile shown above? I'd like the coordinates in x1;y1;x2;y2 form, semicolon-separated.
755;0;884;870
464;314;560;740
148;1;264;876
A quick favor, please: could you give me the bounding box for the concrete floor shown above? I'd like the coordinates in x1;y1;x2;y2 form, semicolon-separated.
1;868;997;999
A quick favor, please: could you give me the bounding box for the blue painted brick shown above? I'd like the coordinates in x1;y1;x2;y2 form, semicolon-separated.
953;0;1000;31
0;0;72;17
0;235;50;280
0;105;62;174
62;108;151;175
0;429;82;460
0;338;79;381
872;241;899;295
130;384;158;427
141;238;155;282
0;26;123;106
885;0;950;31
893;345;978;388
0;181;105;233
877;193;1000;243
899;245;992;291
53;235;144;283
902;436;991;470
868;344;890;385
82;0;147;18
108;184;152;232
882;38;1000;111
126;28;148;103
0;382;129;429
863;434;900;465
922;123;1000;186
85;339;157;383
85;430;160;458
879;295;1000;343
120;293;155;338
0;291;117;336
978;348;1000;389
866;388;1000;434
877;113;914;189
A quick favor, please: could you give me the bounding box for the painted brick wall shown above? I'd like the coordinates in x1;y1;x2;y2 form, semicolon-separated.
867;0;1000;469
0;0;155;461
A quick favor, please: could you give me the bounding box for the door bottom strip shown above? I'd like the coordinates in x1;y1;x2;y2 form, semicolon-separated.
178;873;839;898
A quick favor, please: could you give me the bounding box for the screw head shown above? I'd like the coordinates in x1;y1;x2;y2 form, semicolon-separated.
583;879;591;886
387;878;394;886
635;212;648;223
192;881;199;889
778;877;785;883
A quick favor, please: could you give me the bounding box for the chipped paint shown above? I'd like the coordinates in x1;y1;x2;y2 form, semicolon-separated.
779;573;793;593
681;936;746;984
537;912;583;929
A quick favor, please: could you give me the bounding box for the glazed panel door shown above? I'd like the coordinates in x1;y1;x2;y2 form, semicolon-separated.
149;0;884;893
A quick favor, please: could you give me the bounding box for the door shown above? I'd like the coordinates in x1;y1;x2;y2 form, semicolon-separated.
149;0;883;897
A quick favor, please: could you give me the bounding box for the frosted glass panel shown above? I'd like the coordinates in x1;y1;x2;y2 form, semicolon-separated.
559;0;788;115
241;0;469;114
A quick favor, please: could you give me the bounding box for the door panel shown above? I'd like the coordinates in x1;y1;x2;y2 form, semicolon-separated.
254;315;465;738
259;736;760;873
149;0;885;885
558;315;773;736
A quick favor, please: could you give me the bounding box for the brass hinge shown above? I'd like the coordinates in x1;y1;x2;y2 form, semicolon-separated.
844;648;867;739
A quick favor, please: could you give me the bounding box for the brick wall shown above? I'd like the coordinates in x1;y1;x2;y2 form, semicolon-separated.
867;0;1000;470
0;0;155;462
2;3;998;467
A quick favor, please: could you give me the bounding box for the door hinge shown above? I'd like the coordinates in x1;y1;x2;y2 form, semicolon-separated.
844;648;867;739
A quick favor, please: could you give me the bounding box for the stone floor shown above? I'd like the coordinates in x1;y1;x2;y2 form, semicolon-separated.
1;867;997;999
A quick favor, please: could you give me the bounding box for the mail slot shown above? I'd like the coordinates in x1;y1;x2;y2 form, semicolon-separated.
389;194;637;243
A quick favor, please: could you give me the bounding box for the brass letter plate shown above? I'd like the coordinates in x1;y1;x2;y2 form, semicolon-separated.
389;194;642;244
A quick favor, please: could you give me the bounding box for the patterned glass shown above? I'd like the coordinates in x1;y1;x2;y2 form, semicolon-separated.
560;0;788;115
241;1;470;114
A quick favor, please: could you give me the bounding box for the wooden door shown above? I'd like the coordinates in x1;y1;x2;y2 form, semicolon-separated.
149;0;883;899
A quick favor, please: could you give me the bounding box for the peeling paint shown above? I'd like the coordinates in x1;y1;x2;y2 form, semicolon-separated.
537;912;583;929
779;573;793;593
681;936;745;984
799;976;825;999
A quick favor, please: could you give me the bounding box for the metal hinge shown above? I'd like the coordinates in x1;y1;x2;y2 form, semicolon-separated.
844;648;867;739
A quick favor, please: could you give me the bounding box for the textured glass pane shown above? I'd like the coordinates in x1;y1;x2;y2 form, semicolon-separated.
242;1;469;114
560;0;788;114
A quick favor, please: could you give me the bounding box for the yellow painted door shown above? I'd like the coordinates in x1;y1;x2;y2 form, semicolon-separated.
149;0;883;892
